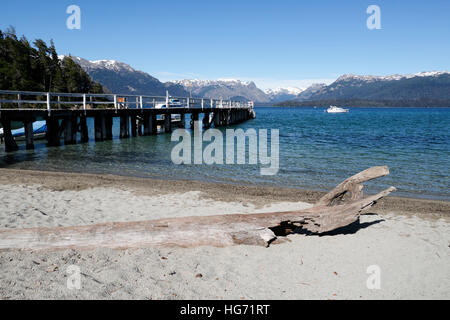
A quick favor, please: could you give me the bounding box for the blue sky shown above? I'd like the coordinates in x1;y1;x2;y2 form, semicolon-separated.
1;0;449;89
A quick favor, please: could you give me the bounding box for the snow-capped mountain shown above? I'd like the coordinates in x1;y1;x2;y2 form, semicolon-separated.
59;56;137;74
172;80;310;102
170;79;270;102
174;79;253;88
264;87;305;102
335;71;450;83
265;87;304;95
60;56;188;96
277;71;450;107
306;71;450;101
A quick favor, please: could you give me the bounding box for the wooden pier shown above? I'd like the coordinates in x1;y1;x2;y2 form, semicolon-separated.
0;90;256;152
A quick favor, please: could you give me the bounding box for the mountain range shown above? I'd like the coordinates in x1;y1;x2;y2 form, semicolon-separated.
279;71;450;107
60;56;189;97
170;79;272;102
304;72;450;101
64;56;301;102
64;56;450;107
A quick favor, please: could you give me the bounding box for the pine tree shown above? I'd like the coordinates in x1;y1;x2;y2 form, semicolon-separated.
0;28;104;98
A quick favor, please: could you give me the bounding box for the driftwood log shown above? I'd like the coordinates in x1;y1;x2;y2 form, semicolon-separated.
0;166;395;251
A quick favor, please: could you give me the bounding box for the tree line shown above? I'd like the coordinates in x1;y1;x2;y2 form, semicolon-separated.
0;27;103;94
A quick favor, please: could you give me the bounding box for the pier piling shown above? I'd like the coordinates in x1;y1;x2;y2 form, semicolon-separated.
100;115;108;141
164;112;171;133
213;112;220;128
131;115;138;137
180;113;186;128
203;112;210;128
1;119;19;152
143;113;150;136
23;119;34;150
151;113;157;134
120;115;129;138
191;112;199;129
137;116;143;136
105;115;113;140
220;110;226;126
79;115;89;143
94;116;103;142
46;118;60;147
63;116;78;145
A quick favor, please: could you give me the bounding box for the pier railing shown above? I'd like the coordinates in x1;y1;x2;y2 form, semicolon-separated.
0;90;254;115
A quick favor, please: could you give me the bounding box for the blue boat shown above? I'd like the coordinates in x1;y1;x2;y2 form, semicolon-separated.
1;121;47;140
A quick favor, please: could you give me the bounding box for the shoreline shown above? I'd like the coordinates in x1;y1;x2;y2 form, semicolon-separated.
0;168;448;219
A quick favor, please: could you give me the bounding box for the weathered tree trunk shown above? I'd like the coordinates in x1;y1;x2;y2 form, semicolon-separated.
315;166;390;206
0;167;395;251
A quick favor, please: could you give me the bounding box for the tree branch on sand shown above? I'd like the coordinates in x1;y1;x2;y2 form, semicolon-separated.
0;166;395;251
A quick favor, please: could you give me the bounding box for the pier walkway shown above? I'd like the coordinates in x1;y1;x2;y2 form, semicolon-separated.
0;90;255;152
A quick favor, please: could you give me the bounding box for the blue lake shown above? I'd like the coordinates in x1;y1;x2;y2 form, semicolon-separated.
1;107;449;201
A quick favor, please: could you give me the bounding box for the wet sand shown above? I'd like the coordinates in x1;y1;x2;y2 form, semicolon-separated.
0;168;448;218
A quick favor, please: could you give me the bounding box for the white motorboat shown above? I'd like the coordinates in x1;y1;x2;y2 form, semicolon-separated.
326;106;349;113
155;98;182;109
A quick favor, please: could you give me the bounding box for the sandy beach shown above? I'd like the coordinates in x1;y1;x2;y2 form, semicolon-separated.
0;168;449;299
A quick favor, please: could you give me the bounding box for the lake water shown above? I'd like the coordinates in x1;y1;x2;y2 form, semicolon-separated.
1;107;449;201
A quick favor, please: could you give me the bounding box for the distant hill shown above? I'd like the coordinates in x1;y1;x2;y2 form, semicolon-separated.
63;56;188;96
276;72;450;107
170;79;271;102
295;83;328;101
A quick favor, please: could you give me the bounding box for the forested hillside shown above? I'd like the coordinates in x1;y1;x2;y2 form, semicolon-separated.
0;27;103;94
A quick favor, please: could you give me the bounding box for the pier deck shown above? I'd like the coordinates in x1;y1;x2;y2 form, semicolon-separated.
0;90;256;152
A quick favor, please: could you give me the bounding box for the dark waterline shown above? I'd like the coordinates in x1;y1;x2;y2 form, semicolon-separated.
1;107;449;201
